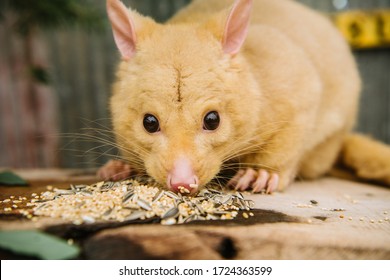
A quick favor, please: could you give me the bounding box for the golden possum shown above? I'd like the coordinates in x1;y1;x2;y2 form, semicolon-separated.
100;0;390;194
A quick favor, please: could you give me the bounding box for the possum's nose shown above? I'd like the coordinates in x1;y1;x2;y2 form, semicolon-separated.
167;156;199;194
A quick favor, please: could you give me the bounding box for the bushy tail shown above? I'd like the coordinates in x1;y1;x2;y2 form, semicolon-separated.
336;133;390;186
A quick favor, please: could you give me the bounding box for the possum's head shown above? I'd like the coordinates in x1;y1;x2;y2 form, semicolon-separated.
107;0;260;194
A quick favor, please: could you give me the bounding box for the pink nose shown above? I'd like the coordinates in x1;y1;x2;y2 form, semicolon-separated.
167;156;199;194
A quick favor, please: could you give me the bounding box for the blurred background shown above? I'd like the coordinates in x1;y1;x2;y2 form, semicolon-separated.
0;0;389;169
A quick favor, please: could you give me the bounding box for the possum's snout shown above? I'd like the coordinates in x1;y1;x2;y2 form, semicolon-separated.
167;156;199;194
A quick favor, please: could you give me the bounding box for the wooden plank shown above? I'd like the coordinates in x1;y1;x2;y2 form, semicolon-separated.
0;170;389;259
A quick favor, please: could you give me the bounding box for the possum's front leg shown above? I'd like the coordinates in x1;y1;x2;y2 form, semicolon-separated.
227;166;297;194
97;159;133;181
227;125;308;193
227;168;280;193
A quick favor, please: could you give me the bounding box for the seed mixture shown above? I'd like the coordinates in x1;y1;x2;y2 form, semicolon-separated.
16;179;254;225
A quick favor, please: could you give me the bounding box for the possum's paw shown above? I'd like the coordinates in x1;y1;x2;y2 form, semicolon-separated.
97;160;133;181
227;168;279;194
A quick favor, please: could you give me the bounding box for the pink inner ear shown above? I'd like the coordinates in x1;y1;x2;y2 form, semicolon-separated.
222;0;253;55
107;0;137;60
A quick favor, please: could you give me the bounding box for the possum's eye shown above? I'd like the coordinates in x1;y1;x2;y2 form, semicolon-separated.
143;114;160;133
203;111;220;131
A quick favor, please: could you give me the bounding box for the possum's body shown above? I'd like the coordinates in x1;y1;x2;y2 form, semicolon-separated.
170;0;361;187
102;0;390;193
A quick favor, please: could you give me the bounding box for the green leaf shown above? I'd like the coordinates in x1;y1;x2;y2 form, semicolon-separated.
0;171;29;186
0;230;80;260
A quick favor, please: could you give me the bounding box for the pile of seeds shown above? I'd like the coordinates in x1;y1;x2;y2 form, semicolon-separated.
24;179;254;225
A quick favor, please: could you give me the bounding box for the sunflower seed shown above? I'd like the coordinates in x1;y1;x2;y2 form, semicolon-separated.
208;188;222;194
161;207;179;219
122;190;135;203
184;214;197;223
80;190;93;196
100;181;114;191
75;184;87;190
55;189;75;195
152;190;164;202
165;191;180;200
124;211;145;221
103;208;113;217
245;200;255;208
24;178;255;226
137;199;152;211
234;192;244;199
34;203;48;211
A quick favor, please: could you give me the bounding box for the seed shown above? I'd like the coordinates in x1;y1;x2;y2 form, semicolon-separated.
152;190;164;202
189;184;198;189
370;219;375;223
243;212;249;219
15;178;254;226
161;218;176;225
332;208;346;212
178;186;190;194
165;191;180;200
137;199;152;211
161;207;179;219
348;217;353;220
296;204;313;208
384;211;388;215
122;190;135;203
339;215;344;218
184;214;197;223
46;185;53;191
82;216;95;224
55;189;75;196
384;217;389;221
310;200;318;205
245;200;255;209
2;199;10;203
80;190;93;196
360;217;364;221
249;212;254;217
209;188;222;194
124;211;145;221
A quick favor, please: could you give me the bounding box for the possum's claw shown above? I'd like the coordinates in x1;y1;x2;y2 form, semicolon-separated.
227;168;279;194
97;160;133;181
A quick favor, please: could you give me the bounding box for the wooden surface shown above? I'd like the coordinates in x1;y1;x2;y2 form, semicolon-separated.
0;169;389;260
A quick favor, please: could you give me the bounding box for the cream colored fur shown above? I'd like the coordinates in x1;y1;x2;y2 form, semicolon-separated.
108;0;389;189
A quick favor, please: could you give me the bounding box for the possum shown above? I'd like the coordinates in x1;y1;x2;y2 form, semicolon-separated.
99;0;390;194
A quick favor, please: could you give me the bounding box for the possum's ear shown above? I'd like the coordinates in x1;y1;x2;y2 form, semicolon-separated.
106;0;156;60
222;0;253;55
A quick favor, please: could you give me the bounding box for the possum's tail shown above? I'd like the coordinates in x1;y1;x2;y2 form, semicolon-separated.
334;133;390;186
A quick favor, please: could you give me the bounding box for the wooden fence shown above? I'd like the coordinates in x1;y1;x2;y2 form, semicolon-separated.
0;0;389;168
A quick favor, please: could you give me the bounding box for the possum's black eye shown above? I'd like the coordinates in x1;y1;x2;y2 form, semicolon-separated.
203;111;220;131
143;114;160;133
